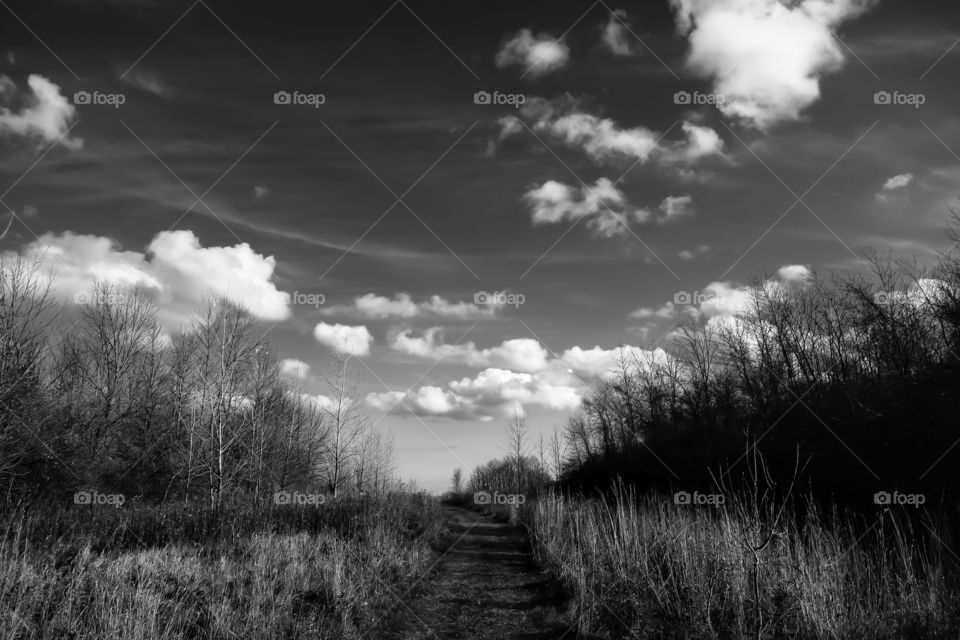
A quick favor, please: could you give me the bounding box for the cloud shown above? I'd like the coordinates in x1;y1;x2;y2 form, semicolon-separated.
5;229;291;329
390;328;550;373
322;293;498;320
0;74;82;149
495;29;571;77
630;302;678;320
523;180;696;237
313;322;374;356
280;358;311;379
670;0;877;129
118;68;172;98
523;178;645;238
499;97;724;167
659;195;693;222
678;244;710;260
367;340;674;421
367;367;584;421
601;9;634;56
776;264;814;285
882;173;913;190
875;172;914;201
391;328;667;382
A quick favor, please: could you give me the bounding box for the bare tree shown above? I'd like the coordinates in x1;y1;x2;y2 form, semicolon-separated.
321;353;365;497
504;409;528;495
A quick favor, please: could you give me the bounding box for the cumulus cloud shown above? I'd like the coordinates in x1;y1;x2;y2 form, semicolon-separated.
678;244;710;260
776;264;814;286
280;358;311;379
313;323;374;357
322;292;498;320
367;367;583;422
523;178;646;238
671;0;877;129
659;195;693;222
391;328;667;382
0;74;82;149
523;179;696;237
378;325;675;419
666;264;816;323
5;229;291;329
882;173;913;190
497;97;724;167
876;172;913;200
495;29;571;77
391;328;550;373
601;10;634;56
630;302;678;320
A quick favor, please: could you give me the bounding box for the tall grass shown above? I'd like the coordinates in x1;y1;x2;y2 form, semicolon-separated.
524;487;958;639
0;494;443;639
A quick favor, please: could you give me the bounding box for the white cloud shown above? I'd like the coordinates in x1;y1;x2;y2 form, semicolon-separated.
630;302;678;320
322;292;497;320
313;323;374;357
367;367;583;421
678;244;710;260
523;178;643;238
776;264;814;285
501;97;724;166
601;10;634;56
694;281;754;319
391;328;668;383
882;173;913;190
390;328;550;373
0;74;82;149
671;0;877;129
523;180;697;237
280;358;311;379
5;229;291;329
495;29;571;77
659;195;693;222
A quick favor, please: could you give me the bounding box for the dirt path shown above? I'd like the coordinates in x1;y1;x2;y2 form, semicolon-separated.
383;504;574;640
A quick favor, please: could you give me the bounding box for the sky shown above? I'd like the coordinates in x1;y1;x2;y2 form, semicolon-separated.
1;0;959;491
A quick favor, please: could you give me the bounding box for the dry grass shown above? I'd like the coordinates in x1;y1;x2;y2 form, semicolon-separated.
524;487;959;639
0;494;443;639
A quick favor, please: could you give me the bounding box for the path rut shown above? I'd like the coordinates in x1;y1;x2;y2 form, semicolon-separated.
383;505;574;640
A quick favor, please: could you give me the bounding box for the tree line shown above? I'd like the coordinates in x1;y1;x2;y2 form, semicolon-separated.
555;230;960;513
0;256;394;510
